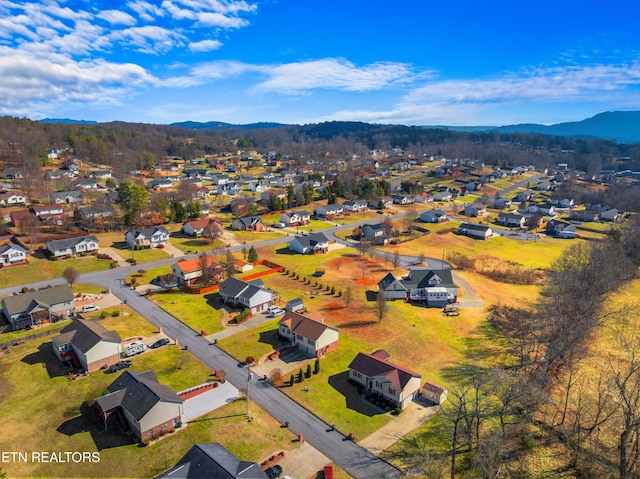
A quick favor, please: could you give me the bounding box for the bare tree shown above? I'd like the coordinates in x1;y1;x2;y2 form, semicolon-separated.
374;290;388;322
344;286;352;308
440;386;473;479
62;266;79;287
392;250;401;270
202;220;223;244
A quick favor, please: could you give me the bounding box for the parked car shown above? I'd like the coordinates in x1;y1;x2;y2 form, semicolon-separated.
265;465;283;479
81;305;99;313
109;360;132;373
150;338;170;349
272;222;285;228
268;307;285;317
157;244;165;248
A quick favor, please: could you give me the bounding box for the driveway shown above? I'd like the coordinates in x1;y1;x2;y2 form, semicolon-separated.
181;381;240;422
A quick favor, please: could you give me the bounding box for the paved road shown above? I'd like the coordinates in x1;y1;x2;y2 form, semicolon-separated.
72;267;402;479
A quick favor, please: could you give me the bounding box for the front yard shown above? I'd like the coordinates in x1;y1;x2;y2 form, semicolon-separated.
0;318;298;479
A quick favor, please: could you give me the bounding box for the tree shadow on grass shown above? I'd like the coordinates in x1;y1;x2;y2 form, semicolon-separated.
21;343;70;378
365;290;378;301
328;371;382;417
57;402;135;450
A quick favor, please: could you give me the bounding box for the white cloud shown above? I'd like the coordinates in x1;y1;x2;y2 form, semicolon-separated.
195;11;249;28
0;48;156;116
109;26;187;54
126;0;165;22
189;39;223;52
97;10;137;26
250;58;417;94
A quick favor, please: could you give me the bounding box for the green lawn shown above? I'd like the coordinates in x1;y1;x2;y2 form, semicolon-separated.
149;290;225;335
0;336;297;479
0;256;112;289
169;234;227;253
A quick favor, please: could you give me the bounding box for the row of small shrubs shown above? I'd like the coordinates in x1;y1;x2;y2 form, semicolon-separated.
289;359;320;385
281;268;342;296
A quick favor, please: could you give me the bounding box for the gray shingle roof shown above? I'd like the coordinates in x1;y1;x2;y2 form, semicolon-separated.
2;284;74;316
156;443;268;479
46;235;98;252
56;318;120;353
102;370;183;421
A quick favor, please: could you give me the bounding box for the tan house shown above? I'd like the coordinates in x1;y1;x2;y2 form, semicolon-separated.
278;311;339;358
348;350;422;409
172;256;225;286
52;318;121;373
94;370;184;443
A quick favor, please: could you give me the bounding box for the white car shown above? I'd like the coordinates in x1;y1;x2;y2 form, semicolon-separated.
272;222;286;228
268;307;285;317
81;305;99;313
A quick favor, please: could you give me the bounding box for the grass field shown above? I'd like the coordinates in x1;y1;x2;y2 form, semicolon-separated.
149;290;225;335
0;334;298;479
385;224;580;269
214;248;512;439
0;255;112;289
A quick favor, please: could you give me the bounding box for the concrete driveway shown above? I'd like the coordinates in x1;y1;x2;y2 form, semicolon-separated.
181;381;240;422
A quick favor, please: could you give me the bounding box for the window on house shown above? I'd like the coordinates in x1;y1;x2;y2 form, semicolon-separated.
388;387;396;395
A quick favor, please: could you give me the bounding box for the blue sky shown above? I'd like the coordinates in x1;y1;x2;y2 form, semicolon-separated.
1;0;639;126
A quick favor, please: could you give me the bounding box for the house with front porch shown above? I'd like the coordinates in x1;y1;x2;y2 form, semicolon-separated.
463;203;487;217
420;209;447;223
1;284;74;329
125;227;169;248
458;223;493;240
230;216;265;232
182;218;223;237
315;203;344;218
496;212;525;228
348;350;422;410
342;199;368;212
94;370;184;443
288;232;329;254
46;235;99;258
49;190;83;205
52;318;121;373
377;269;459;306
278;311;339;358
0;234;30;267
280;210;311;227
218;277;272;315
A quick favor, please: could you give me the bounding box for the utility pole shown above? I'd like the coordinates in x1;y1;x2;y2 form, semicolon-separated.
246;366;253;419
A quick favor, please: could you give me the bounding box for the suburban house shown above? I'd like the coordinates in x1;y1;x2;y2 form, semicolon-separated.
288;232;330;254
125;226;169;248
458;223;493;240
600;207;623;222
182;218;223;237
0;234;30;267
348;350;422;410
372;196;394;209
569;209;599;222
315;203;344;218
77;204;115;221
155;443;269;479
172;256;225;286
46;235;99;258
496;212;526;228
94;370;184;443
432;191;452;202
0;191;26;206
493;197;513;209
30;204;64;225
546;219;578;239
342;199;368;212
233;260;254;273
278;311;339;358
280;210;311;227
361;223;390;245
49;190;83;205
52;318;121;372
218;277;272;314
463;203;487;217
230;216;265;232
1;284;74;329
391;194;414;205
377;269;459;307
422;382;448;405
420;209;447;223
147;178;173;190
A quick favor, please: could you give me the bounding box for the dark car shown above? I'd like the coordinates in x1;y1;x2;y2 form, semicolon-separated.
150;338;170;349
109;360;133;373
265;465;282;479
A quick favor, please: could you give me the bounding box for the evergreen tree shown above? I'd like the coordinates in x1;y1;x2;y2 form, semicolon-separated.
247;246;258;263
